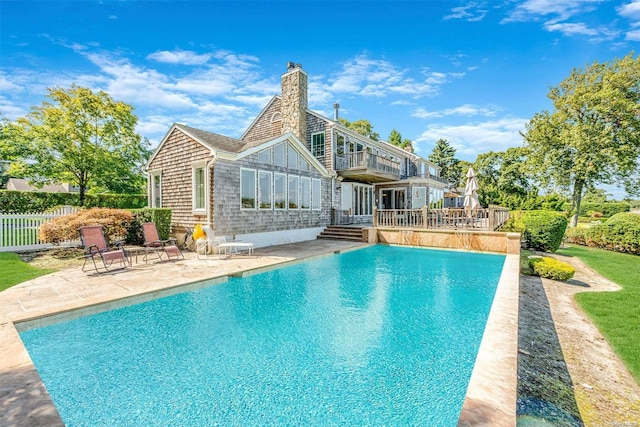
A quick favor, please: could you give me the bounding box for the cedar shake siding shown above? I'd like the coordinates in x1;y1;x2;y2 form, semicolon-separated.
212;152;331;236
148;122;333;240
147;127;212;231
305;112;332;170
242;97;283;142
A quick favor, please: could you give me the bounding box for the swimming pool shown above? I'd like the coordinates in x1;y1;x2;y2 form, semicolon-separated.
20;245;505;426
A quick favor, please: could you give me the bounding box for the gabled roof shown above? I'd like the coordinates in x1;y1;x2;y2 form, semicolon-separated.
147;123;333;178
175;123;246;153
6;178;77;193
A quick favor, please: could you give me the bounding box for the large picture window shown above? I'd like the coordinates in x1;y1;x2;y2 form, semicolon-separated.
288;175;299;209
274;173;286;209
311;132;325;158
258;148;271;164
192;164;205;212
241;168;256;209
258;171;272;209
287;144;299;170
312;179;321;210
273;143;285;167
300;177;311;209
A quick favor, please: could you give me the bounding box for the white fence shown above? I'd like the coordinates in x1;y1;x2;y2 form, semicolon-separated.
0;206;80;252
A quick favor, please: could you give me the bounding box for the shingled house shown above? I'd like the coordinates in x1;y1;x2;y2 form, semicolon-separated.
146;63;446;247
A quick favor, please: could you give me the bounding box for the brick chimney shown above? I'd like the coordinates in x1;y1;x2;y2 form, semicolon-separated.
281;62;307;142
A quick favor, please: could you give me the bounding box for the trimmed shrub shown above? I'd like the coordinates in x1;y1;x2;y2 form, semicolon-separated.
498;210;526;233
127;208;173;245
528;256;575;281
564;227;588;246
0;190;147;213
39;208;134;244
579;202;630;218
584;212;640;255
521;210;568;252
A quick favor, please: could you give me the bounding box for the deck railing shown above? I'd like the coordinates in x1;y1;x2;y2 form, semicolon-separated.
374;206;509;231
335;151;400;176
0;206;80;252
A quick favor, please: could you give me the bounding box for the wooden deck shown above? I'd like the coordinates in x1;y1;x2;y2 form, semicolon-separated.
374;206;509;231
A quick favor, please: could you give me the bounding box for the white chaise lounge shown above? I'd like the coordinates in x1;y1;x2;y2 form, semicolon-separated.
197;225;254;258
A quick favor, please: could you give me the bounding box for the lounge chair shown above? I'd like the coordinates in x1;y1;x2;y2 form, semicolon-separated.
79;225;129;274
142;222;184;261
196;225;254;258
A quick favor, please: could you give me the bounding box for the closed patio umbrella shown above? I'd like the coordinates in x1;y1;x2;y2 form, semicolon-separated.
464;167;480;215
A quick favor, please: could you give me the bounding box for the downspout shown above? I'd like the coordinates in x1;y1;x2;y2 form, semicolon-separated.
206;151;216;227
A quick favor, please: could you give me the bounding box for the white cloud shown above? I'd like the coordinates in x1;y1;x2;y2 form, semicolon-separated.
415;116;527;160
503;0;604;23
147;50;211;66
321;55;456;99
501;0;620;40
626;28;640;40
544;21;599;35
0;96;28;118
412;104;501;119
0;74;24;93
618;0;640;19
444;1;489;22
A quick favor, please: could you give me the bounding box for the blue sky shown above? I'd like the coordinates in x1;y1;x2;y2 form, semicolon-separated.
1;1;639;170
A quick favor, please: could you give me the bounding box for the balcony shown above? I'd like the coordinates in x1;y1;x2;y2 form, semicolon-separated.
402;171;449;185
335;151;400;183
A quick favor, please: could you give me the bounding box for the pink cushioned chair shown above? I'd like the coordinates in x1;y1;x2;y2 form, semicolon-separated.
142;222;183;261
79;225;129;274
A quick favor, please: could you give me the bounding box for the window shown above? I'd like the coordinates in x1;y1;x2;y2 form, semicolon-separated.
312;179;321;210
150;171;161;208
258;171;272;209
299;157;310;171
311;132;325;157
258;148;271;164
288;175;299;209
241;168;256;209
300;177;311;209
287;144;298;169
413;187;427;208
274;173;286;209
192;164;206;211
274;143;285;167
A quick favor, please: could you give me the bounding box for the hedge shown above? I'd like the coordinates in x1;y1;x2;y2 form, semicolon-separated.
127;208;173;245
37;207;171;246
521;210;568;252
0;190;147;213
528;256;575;281
579;201;630;218
497;210;526;233
39;208;135;244
583;212;640;255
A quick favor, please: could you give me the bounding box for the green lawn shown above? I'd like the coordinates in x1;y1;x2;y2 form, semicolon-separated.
0;253;56;292
556;245;640;383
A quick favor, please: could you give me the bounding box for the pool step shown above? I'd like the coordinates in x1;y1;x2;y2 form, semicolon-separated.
317;226;364;242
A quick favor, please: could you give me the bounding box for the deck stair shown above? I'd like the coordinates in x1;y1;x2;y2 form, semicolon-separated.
317;226;364;242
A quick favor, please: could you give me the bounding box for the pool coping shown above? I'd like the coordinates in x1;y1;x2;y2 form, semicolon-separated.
0;240;518;426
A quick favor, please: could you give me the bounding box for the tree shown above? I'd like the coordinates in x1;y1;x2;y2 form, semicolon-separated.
387;128;414;152
473;147;538;209
10;85;149;205
523;53;640;227
338;118;380;141
427;138;462;189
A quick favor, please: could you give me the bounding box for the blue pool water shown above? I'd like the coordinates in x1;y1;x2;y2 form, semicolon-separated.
20;245;505;426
